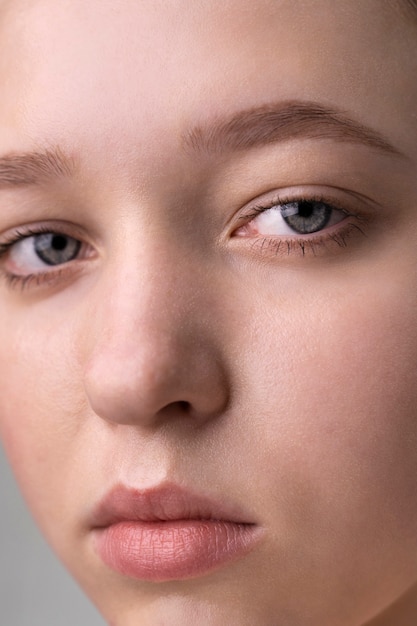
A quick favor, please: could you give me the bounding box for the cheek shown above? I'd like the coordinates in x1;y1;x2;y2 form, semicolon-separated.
0;311;85;528
240;275;417;532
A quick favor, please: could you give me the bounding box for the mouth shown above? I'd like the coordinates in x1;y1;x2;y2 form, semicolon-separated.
91;483;262;582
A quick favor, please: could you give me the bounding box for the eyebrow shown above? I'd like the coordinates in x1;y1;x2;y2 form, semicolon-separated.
0;147;75;188
0;101;402;189
183;100;403;158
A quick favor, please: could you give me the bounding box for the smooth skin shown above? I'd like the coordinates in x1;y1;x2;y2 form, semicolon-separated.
0;1;417;624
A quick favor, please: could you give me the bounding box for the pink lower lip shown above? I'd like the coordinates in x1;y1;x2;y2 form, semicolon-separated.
94;519;259;581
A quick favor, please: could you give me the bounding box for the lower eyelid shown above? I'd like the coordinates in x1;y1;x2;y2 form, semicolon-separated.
0;259;91;292
231;216;368;259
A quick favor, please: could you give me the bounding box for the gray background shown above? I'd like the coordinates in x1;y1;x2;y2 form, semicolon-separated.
0;443;106;626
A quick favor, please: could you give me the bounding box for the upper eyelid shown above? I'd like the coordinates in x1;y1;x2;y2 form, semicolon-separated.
238;184;380;215
0;228;57;250
232;180;387;230
0;222;92;250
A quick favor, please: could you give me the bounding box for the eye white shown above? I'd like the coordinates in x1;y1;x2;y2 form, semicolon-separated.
8;234;81;272
251;202;346;236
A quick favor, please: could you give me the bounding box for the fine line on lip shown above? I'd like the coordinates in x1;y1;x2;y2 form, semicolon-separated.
94;518;261;581
90;482;257;528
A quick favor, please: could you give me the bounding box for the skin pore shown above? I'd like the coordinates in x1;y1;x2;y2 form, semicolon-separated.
0;1;416;624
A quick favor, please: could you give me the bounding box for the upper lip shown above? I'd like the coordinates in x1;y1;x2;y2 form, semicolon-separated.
91;482;255;528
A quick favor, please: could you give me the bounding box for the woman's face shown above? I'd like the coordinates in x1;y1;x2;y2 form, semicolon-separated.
0;1;417;624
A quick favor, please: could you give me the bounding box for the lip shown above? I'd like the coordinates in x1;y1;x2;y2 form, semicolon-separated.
91;483;262;582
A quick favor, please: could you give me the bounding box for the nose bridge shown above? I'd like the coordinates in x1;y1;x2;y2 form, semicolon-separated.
98;248;187;352
87;239;196;378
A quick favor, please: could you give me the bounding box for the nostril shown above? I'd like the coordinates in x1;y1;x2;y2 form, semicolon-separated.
159;400;192;418
177;400;191;412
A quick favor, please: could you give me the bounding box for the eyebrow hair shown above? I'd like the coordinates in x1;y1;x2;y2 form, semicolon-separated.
404;0;417;15
183;100;403;158
0;147;75;188
0;101;401;189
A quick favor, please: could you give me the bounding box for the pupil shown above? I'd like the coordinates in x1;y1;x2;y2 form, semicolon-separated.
52;235;68;251
298;202;314;218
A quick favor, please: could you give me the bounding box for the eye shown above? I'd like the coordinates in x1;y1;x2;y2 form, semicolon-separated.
8;232;82;273
237;198;347;237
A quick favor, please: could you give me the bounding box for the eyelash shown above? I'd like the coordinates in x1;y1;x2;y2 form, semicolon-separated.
0;192;368;291
0;225;84;291
234;192;368;257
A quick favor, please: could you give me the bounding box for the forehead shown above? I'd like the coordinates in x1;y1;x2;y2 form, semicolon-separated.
0;0;416;165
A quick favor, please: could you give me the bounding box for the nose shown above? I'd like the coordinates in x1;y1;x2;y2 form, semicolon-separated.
82;256;229;429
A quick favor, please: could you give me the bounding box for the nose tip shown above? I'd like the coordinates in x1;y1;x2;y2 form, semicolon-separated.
83;334;229;429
